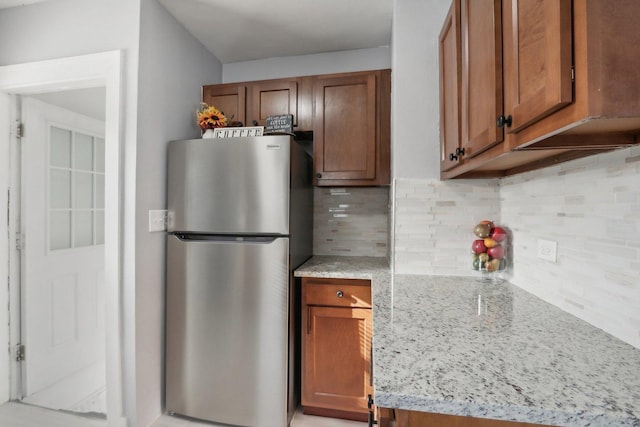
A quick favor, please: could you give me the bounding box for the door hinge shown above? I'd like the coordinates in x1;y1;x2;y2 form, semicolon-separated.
16;344;25;362
16;122;24;138
15;233;24;251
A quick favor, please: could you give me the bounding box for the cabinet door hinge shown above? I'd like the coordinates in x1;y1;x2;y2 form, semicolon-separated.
16;122;24;138
16;344;25;362
15;233;24;251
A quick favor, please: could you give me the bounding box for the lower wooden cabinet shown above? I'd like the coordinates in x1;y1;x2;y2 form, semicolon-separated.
378;408;553;427
301;277;372;421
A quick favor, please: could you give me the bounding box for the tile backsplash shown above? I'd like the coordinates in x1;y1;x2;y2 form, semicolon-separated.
500;146;640;349
393;178;501;275
392;145;640;348
313;187;389;257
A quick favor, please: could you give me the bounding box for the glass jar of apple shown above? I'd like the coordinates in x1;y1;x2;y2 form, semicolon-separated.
471;220;508;282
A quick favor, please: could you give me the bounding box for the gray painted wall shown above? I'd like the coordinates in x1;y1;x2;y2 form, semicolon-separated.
0;0;223;424
0;1;142;423
222;47;391;83
136;0;222;425
392;0;451;180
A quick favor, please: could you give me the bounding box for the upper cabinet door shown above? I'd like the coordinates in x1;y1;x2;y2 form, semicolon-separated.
248;79;299;127
460;0;504;157
313;73;377;181
439;0;462;171
503;0;573;133
202;83;246;126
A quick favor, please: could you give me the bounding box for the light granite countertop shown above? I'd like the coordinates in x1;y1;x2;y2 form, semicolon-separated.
294;256;640;427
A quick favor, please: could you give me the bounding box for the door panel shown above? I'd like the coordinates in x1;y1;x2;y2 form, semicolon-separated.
503;0;573;133
313;74;377;181
461;0;503;157
439;0;462;171
202;83;247;126
21;97;105;409
249;80;298;127
167;135;291;234
303;306;372;413
165;235;290;426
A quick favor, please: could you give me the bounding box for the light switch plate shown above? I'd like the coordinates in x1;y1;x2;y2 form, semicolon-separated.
148;210;168;232
537;239;557;263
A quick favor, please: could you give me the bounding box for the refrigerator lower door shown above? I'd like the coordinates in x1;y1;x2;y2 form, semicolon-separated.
166;234;290;427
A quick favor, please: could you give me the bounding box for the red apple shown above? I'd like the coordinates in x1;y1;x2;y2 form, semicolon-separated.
491;226;507;242
472;239;487;254
487;245;505;259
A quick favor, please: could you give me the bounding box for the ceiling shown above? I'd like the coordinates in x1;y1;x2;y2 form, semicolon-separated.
0;0;47;7
29;87;106;120
158;0;392;63
0;0;390;116
0;0;392;64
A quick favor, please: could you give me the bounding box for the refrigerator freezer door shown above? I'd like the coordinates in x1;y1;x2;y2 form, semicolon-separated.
165;234;290;426
167;136;291;235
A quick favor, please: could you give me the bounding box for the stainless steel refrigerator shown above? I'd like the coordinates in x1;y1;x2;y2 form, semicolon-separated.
165;134;313;426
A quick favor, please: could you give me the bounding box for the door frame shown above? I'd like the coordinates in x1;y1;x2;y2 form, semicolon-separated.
0;51;126;426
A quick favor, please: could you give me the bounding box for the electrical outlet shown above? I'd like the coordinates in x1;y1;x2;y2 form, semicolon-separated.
148;210;168;232
537;239;557;263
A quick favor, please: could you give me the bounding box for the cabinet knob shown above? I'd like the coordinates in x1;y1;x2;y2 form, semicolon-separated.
449;153;458;161
455;147;465;157
252;120;259;126
316;173;322;179
336;290;344;298
497;115;513;128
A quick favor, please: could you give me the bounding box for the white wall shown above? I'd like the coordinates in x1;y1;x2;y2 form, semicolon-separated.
0;1;141;424
135;1;222;425
221;47;390;83
391;0;450;180
0;0;139;66
0;92;10;405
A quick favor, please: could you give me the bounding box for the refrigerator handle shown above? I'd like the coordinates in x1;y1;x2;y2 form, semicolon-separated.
172;234;283;244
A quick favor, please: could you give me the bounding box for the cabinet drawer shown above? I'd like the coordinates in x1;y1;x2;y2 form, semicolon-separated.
303;278;371;308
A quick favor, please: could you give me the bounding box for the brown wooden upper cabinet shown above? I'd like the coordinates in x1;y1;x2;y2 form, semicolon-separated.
203;69;391;187
313;70;391;186
203;77;312;130
440;0;640;179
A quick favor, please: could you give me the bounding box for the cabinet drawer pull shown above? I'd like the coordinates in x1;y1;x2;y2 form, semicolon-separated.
336;290;344;298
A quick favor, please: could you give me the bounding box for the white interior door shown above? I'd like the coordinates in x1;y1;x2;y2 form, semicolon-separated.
20;96;106;412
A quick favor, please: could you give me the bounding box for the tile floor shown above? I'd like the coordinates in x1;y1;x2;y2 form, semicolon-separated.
0;402;106;427
0;402;366;427
152;408;366;427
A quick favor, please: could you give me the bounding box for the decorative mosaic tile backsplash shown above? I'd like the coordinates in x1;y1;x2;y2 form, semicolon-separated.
313;187;389;258
393;179;501;276
500;146;640;349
